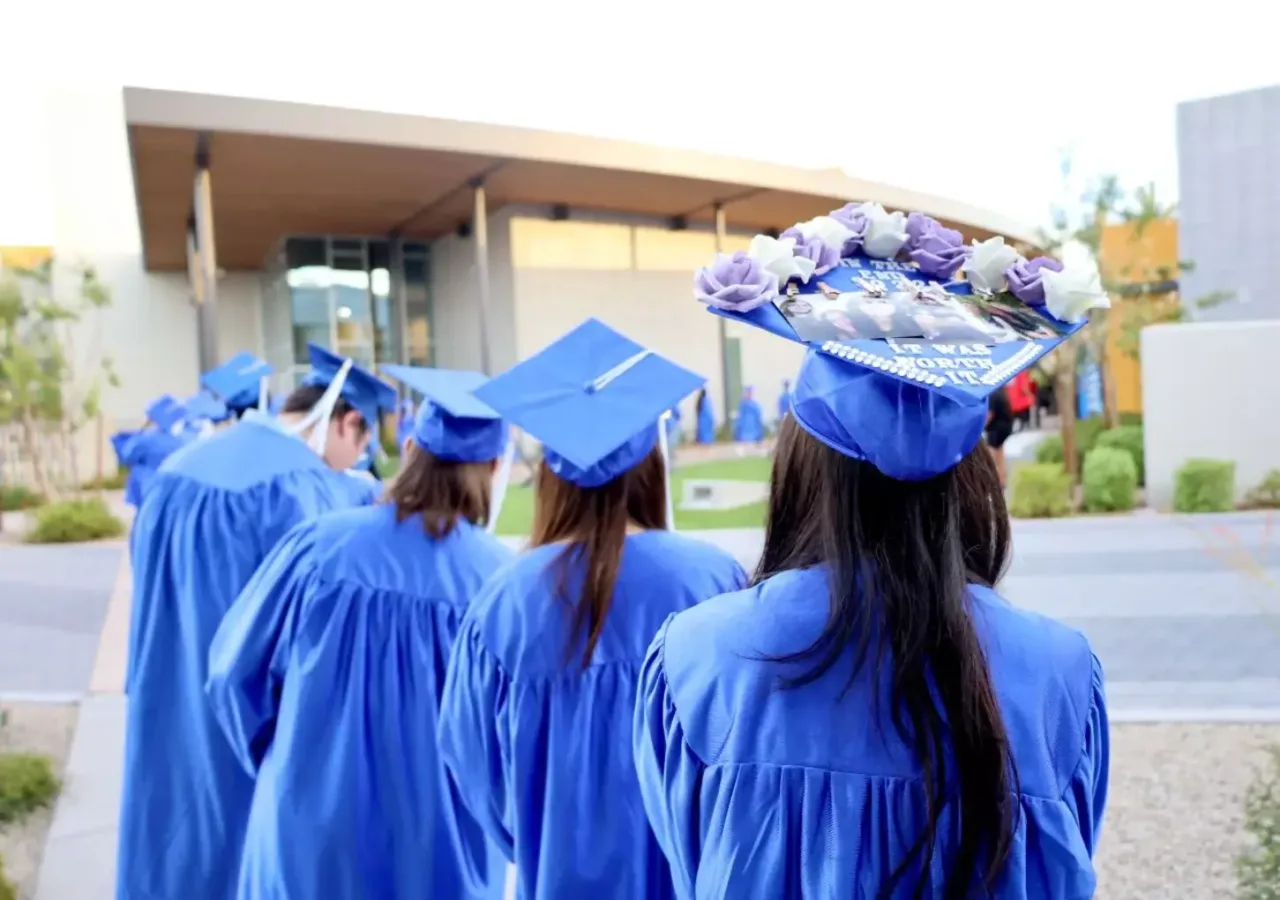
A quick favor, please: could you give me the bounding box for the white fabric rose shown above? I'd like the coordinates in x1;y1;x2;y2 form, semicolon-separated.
964;237;1022;293
854;203;909;259
1040;262;1112;323
793;215;856;252
748;234;817;286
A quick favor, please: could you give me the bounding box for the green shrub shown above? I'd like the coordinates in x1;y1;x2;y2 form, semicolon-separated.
0;484;45;512
1010;463;1073;518
24;497;125;544
1035;434;1064;465
1237;745;1280;900
1173;458;1236;513
1119;411;1144;427
379;414;399;457
1245;469;1280;510
0;753;60;825
1082;447;1138;513
1096;424;1145;486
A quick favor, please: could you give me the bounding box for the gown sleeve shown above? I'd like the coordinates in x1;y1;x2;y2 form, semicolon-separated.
1063;652;1110;856
633;615;704;899
438;615;516;859
205;523;317;777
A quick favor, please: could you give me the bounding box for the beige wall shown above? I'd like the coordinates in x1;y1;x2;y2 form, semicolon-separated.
428;209;517;373
1141;319;1280;509
504;214;803;429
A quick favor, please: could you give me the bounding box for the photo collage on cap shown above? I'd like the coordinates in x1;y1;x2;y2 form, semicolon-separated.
775;258;1070;349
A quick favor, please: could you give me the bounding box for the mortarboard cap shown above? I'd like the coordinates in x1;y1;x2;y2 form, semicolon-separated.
145;395;186;431
382;365;507;464
474;318;705;488
183;391;229;424
302;344;397;430
200;352;273;412
692;205;1108;480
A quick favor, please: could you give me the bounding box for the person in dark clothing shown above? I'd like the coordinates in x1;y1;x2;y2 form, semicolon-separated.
986;387;1014;487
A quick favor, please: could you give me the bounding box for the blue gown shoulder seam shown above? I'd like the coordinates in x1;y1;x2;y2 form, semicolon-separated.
1057;650;1106;803
657;616;713;768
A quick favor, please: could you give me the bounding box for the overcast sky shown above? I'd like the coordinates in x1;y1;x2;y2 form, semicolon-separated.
2;0;1278;245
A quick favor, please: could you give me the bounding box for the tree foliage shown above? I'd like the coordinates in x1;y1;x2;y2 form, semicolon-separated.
1035;152;1229;446
0;259;119;496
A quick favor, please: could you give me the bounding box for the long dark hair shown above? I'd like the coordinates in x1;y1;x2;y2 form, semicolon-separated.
280;384;370;437
759;416;1016;899
529;447;667;669
384;443;493;539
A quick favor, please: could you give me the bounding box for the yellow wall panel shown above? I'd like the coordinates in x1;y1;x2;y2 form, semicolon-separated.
633;228;715;271
509;218;632;271
0;246;53;269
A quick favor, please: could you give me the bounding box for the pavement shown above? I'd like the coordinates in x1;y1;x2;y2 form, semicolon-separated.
4;504;1280;898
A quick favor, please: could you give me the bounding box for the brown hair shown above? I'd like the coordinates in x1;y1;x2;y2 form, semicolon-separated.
281;384;371;436
529;446;668;669
384;442;493;539
759;417;1015;900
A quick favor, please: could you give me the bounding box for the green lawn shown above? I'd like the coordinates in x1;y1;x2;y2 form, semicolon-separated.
494;455;770;535
379;453;771;535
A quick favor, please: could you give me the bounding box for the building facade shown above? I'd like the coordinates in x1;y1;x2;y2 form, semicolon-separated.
1177;84;1280;321
20;84;1036;470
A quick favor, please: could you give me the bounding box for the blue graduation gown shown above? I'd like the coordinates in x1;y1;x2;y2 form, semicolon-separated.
115;429;191;508
777;389;791;421
634;569;1110;899
438;531;747;900
207;504;513;900
732;397;765;442
118;419;379;900
696;400;716;444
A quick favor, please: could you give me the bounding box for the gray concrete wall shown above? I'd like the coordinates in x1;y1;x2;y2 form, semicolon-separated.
1141;319;1280;509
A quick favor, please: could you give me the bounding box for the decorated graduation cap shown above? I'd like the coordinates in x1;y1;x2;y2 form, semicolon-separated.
145;395;186;432
382;365;507;464
475;318;704;493
302;343;397;430
694;203;1109;480
200;352;273;414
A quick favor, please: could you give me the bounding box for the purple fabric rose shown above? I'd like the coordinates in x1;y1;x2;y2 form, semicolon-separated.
693;251;780;312
827;203;870;255
1005;256;1064;306
780;227;841;276
903;212;968;279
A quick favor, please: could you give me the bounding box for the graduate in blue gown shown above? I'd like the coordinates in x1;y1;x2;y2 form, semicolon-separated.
731;385;765;442
635;214;1111;898
694;387;716;443
117;344;397;900
777;378;792;423
202;351;274;420
439;319;748;900
397;396;416;448
113;395;192;507
208;365;517;900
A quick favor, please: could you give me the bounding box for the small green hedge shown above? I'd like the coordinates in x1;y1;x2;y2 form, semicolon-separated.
1096;424;1144;486
1245;469;1280;510
24;497;125;544
1082;447;1138;513
0;484;45;512
1173;459;1236;513
1034;417;1108;470
0;855;13;900
0;753;60;825
1010;463;1073;518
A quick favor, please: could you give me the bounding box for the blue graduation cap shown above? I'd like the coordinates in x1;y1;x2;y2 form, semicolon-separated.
145;395;186;431
474;318;705;488
183;391;229;424
302;344;397;430
382;365;507;464
693;209;1106;480
200;352;273;412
